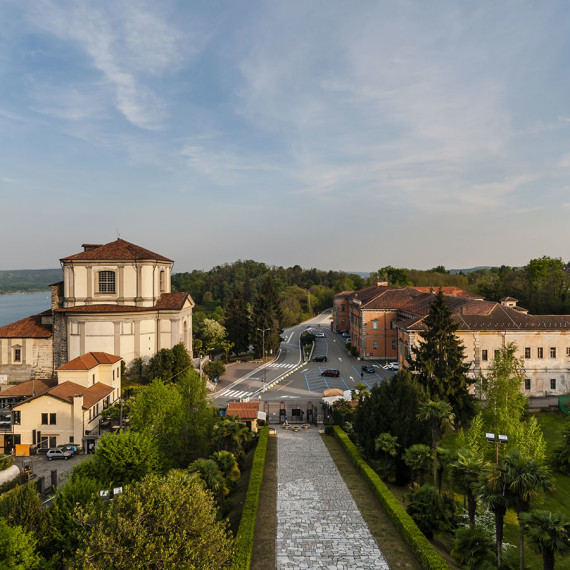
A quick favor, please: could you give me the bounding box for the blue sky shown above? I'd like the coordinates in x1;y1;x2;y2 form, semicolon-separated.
1;1;570;272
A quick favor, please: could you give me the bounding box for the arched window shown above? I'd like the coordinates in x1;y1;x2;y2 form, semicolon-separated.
98;271;115;293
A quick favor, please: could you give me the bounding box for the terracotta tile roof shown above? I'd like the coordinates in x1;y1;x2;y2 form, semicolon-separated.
60;239;173;263
155;292;193;310
0;378;57;398
57;352;121;371
226;401;260;420
412;286;483;299
359;287;424;311
39;381;114;410
83;383;115;409
0;311;52;338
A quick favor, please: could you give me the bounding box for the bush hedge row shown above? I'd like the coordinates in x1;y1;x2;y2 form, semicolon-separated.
232;428;269;570
332;426;449;570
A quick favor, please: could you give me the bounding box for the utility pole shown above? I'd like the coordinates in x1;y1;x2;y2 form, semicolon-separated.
257;327;270;383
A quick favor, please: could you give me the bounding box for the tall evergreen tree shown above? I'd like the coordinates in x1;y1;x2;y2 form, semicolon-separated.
252;275;282;357
225;286;250;354
410;289;475;426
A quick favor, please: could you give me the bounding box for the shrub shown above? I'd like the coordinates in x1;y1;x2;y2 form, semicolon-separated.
232;428;269;570
332;426;449;570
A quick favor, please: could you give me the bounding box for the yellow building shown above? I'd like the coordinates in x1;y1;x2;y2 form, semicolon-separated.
0;352;121;454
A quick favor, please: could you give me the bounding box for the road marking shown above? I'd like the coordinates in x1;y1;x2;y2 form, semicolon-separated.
338;357;342;361
349;376;354;382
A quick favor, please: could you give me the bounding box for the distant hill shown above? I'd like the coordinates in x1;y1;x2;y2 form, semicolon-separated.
449;266;492;275
0;269;63;293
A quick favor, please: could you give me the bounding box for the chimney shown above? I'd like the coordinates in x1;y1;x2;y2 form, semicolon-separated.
81;244;103;252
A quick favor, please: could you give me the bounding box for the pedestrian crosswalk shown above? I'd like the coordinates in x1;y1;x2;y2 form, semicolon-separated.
218;389;256;399
266;362;297;369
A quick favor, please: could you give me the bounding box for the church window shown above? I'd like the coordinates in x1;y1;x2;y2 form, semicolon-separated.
160;270;166;293
98;271;116;293
13;347;21;363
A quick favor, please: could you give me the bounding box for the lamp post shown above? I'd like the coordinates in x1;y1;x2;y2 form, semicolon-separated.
257;327;270;383
486;432;508;464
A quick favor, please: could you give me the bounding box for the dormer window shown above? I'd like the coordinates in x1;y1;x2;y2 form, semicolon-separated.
98;271;116;293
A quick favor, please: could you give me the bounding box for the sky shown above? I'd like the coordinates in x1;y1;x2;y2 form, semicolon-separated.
1;1;570;273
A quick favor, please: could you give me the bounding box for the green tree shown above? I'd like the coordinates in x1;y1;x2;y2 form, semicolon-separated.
521;510;570;570
449;449;484;528
417;399;455;499
378;266;410;286
0;482;48;544
252;275;282;357
74;430;161;487
403;444;432;486
204;360;226;380
72;471;233;569
411;290;475;426
351;383;370;402
225;286;250;354
504;449;555;570
0;519;40;570
451;526;495;569
553;420;570;474
332;399;354;428
353;370;429;484
188;458;229;503
212;417;252;460
46;475;101;563
477;459;514;567
171;342;193;378
405;485;444;540
211;450;240;486
374;433;399;457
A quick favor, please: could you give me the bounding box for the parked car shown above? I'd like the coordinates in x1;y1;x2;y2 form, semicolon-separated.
313;355;328;362
387;362;400;371
322;369;340;377
36;447;51;455
361;365;375;374
315;332;326;338
47;449;72;461
58;443;79;455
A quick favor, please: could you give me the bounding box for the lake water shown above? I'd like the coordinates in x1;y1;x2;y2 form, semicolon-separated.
0;292;52;327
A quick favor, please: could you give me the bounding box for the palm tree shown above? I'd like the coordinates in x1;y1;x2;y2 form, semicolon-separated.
211;450;240;486
212;417;251;458
521;510;570;570
403;444;432;486
477;460;513;567
503;449;555;570
451;526;496;568
351;383;370;402
188;458;228;504
374;433;399;457
449;449;484;528
417;399;455;499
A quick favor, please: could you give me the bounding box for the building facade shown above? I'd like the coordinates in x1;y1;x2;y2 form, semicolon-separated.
333;284;570;398
0;239;194;386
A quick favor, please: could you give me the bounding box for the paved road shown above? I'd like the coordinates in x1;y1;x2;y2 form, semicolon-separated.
214;310;393;405
276;427;389;569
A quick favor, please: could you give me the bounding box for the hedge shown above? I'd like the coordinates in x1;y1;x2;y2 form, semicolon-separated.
332;426;450;570
232;428;269;570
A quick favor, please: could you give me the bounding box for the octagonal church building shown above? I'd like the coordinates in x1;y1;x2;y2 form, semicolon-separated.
0;239;194;386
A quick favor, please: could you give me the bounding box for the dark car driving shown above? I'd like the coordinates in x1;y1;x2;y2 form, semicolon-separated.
313;355;328;362
322;369;340;377
361;365;375;374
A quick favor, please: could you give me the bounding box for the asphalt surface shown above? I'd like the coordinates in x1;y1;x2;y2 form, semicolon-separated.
214;310;393;405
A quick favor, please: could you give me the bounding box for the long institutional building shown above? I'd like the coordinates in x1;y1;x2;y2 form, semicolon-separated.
333;284;570;398
0;239;194;386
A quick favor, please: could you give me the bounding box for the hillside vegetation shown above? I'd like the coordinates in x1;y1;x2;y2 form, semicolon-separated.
0;269;62;294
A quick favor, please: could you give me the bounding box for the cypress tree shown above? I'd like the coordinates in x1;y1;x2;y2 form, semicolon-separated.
225;286;250;354
252;275;283;357
410;289;475;426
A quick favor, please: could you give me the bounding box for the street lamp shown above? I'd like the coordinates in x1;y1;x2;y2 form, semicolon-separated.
486;432;508;464
257;327;270;383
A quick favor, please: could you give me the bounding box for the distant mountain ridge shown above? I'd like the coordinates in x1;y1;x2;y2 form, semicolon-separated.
0;269;63;293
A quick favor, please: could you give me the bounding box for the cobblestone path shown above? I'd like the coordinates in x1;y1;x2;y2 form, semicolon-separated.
276;427;389;569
